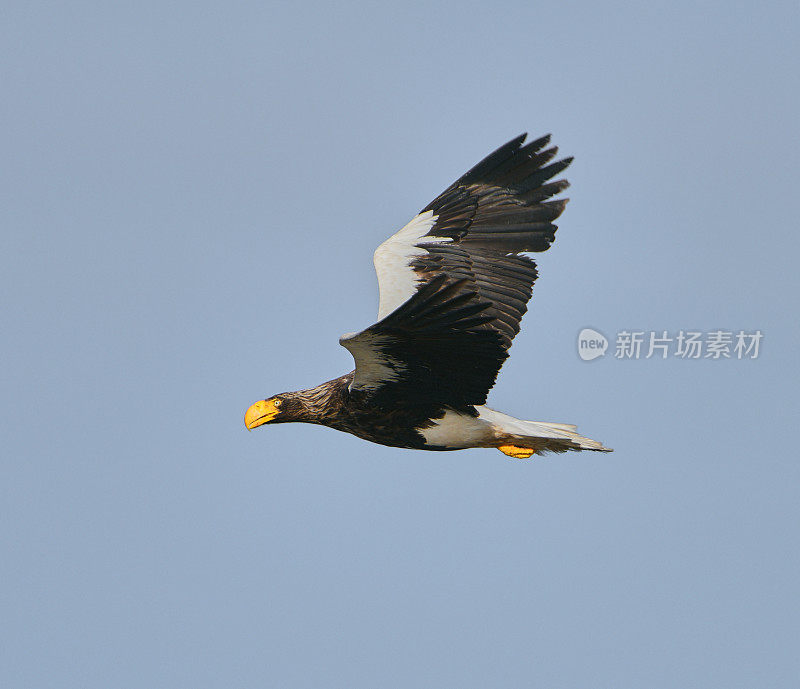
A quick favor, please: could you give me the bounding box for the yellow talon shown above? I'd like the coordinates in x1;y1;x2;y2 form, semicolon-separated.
497;444;535;459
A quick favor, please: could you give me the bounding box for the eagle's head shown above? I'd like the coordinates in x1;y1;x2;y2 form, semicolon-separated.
244;394;306;429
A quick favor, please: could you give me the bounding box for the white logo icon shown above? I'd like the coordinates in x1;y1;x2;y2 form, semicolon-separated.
578;328;608;361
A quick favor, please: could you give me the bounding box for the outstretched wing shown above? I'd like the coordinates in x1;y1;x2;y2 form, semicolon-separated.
340;275;507;410
342;133;572;407
373;133;572;348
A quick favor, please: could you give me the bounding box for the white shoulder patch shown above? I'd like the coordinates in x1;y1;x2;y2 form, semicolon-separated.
373;210;451;320
339;331;404;390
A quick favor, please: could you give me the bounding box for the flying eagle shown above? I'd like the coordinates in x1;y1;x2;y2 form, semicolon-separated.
245;134;610;458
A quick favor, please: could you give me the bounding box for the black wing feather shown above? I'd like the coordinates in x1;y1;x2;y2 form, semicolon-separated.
418;133;572;349
345;134;572;410
341;276;507;410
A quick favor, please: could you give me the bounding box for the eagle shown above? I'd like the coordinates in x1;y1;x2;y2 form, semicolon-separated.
245;133;611;458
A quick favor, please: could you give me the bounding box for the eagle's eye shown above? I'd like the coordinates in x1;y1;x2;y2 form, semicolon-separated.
273;398;282;407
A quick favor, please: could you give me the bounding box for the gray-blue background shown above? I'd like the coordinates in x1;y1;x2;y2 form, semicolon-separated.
3;2;798;687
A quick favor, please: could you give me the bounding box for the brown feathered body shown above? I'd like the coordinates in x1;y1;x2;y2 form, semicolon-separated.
269;374;454;450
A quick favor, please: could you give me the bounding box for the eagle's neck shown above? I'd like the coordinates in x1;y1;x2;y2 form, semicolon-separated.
288;373;353;424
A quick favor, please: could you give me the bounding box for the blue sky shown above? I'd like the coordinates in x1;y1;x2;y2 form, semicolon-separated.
2;1;799;687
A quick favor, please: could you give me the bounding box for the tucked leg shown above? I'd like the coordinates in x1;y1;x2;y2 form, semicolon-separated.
497;444;535;459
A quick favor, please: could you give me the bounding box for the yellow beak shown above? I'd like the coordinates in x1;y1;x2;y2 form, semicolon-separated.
244;399;280;430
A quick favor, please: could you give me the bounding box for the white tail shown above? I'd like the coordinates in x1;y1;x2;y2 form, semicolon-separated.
477;406;612;454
